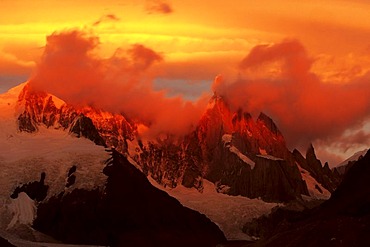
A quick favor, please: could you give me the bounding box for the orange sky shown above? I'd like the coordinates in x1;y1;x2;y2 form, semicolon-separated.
0;0;369;165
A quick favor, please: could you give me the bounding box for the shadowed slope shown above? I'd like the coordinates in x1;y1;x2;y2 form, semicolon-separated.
34;149;226;247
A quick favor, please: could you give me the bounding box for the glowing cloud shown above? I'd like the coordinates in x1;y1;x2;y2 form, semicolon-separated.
29;30;207;137
213;40;370;149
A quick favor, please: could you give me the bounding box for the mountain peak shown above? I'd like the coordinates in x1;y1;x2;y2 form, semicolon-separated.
306;143;317;160
257;112;282;136
207;93;228;109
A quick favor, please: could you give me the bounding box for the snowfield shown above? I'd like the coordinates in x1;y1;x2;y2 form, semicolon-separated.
149;178;278;241
0;84;109;245
336;148;369;168
296;163;330;200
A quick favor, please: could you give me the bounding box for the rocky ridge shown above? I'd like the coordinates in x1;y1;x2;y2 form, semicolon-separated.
245;149;370;247
16;84;341;202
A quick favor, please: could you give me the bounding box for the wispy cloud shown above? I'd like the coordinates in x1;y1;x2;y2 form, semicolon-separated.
28;30;207;138
93;14;120;26
213;40;370;149
146;0;173;14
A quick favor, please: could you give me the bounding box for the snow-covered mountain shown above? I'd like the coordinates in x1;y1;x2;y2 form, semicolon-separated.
0;82;343;245
0;82;268;245
335;148;369;175
6;82;342;201
127;94;341;201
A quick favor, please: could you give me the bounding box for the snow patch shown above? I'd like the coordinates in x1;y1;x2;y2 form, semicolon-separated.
259;148;267;155
229;147;256;169
7;193;36;229
222;134;255;169
222;134;232;144
246;130;252;137
256;154;283;161
127;139;142;157
297;163;330;200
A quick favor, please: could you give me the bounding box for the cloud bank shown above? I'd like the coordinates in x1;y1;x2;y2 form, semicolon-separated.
213;39;370;149
29;30;207;138
29;31;369;158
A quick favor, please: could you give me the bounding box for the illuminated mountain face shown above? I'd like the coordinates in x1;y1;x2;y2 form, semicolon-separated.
11;83;341;202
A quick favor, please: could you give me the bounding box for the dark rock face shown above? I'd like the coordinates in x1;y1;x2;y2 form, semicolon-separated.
335;151;367;176
247;149;370;247
17;86;63;131
138;140;188;190
17;86;335;202
65;165;77;188
65;175;76;188
137;96;310;202
10;172;48;202
243;205;313;240
322;149;370;216
69;115;106;146
0;236;15;247
188;97;308;201
67;165;77;177
16;85;132;150
88;110;135;152
33;150;226;247
18;111;37;132
256;112;281;137
217;156;308;202
293;145;341;193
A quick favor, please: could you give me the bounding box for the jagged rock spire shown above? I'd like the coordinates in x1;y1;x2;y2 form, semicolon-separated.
257;112;282;136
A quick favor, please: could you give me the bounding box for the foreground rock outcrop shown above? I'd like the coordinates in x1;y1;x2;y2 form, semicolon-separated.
33;149;226;247
0;236;15;247
245;149;370;247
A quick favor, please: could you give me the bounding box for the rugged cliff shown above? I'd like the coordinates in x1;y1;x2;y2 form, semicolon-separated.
16;84;340;202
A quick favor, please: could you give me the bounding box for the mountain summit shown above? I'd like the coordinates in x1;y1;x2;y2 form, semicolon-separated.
0;82;346;245
5;83;341;202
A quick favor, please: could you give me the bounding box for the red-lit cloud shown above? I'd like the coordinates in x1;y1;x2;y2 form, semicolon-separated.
213;40;370;149
27;31;370;161
29;30;207;137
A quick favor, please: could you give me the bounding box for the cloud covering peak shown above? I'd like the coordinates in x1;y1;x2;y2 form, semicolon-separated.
29;30;207;138
213;40;370;149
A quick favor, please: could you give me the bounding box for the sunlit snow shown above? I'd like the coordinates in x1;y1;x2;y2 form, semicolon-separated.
256;154;283;161
149;177;277;240
297;163;330;200
7;193;36;229
0;84;109;235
